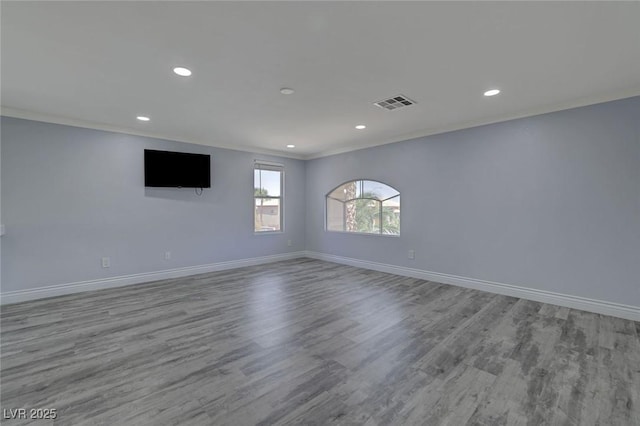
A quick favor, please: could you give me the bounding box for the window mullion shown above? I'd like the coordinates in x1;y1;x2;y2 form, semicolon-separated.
342;201;346;232
326;179;400;236
254;163;283;233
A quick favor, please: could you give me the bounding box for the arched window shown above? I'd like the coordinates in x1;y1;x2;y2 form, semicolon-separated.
326;180;400;235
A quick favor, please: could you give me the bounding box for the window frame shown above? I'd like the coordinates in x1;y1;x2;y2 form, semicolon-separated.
325;179;400;236
253;161;284;234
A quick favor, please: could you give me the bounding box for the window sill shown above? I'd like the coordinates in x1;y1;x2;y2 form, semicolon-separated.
325;230;400;238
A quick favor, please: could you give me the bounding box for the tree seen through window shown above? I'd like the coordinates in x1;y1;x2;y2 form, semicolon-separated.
326;180;400;235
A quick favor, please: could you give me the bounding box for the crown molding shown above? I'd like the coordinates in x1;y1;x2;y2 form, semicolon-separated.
4;87;639;161
0;107;306;160
304;88;640;160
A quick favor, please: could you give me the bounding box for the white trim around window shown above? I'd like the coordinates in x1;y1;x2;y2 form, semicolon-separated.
254;161;284;234
326;179;400;236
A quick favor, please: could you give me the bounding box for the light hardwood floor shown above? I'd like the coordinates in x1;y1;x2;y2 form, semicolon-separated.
1;258;639;425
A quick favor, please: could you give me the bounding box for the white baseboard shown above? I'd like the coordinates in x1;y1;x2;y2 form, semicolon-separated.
4;250;638;322
304;251;640;322
0;251;306;305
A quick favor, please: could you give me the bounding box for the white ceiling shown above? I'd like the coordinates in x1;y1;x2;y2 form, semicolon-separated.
2;1;639;159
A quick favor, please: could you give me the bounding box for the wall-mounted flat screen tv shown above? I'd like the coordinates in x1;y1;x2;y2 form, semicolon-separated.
144;149;211;188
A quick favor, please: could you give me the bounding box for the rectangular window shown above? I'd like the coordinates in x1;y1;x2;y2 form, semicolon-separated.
254;162;283;233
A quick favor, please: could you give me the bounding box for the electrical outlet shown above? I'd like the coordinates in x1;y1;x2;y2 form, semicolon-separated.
287;240;292;247
408;250;415;260
101;257;111;268
165;251;171;260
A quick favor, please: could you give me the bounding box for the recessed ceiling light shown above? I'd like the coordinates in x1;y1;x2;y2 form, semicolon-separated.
355;125;366;130
286;144;295;148
136;116;150;122
280;88;295;95
173;67;192;77
484;89;500;97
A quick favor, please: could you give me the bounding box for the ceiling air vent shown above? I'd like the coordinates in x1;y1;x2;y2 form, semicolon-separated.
374;94;416;111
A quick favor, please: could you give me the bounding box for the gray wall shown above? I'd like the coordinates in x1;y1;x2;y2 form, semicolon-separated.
0;126;3;291
2;97;639;306
1;117;306;292
306;97;640;307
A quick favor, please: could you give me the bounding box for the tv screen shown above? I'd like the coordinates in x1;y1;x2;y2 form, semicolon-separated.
144;149;211;188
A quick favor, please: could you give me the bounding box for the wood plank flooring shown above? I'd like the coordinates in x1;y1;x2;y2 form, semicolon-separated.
1;258;639;425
